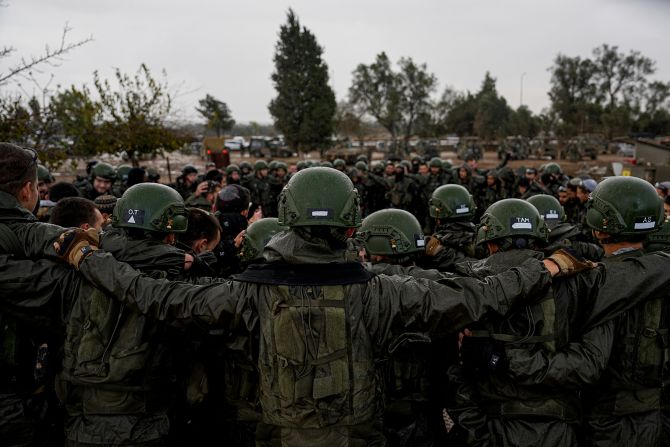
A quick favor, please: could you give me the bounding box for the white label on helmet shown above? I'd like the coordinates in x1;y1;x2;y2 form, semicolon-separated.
456;206;470;214
511;217;532;230
311;210;329;217
546;212;559;219
634;217;655;230
416;239;426;247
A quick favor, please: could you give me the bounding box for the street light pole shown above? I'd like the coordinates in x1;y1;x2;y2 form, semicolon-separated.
520;72;527;108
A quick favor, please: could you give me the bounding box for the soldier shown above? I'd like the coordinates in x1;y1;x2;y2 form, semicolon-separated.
420;184;479;271
243;160;271;216
171;164;199;200
527;194;603;261
56;183;198;446
239;161;253;177
266;161;288;217
79;162;117;200
37;165;53;200
333;158;347;173
387;163;414;211
226;164;242;185
448;199;615;446
63;167;569;447
582;177;670;446
358;209;449;446
49;197;105;231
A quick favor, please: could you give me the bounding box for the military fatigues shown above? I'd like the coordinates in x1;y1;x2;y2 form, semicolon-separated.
585;248;670;447
75;228;553;446
0;192;76;447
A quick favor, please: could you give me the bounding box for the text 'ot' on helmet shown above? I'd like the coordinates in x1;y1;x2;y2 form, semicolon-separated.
585;176;663;236
358;209;425;256
277;167;361;228
476;198;548;245
429;184;476;220
112;183;188;233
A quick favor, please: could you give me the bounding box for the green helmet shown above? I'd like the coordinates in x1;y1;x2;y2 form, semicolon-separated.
429;184;476;220
37;165;53;183
356;154;369;164
239;218;288;262
442;160;452;170
112;183;188;233
146;167;160;182
429;157;442;168
355;161;368;172
277;167;361;228
254;160;268;171
268;160;279;171
476;198;549;245
543;162;562;175
116;164;132;180
181;164;198;175
304;160;316;168
333;158;346;169
226;164;240;175
320;161;334;168
92;162;117;181
585;176;663;236
275;161;288;172
358;209;425;256
239;161;252;172
296;160;307;171
527;194;565;230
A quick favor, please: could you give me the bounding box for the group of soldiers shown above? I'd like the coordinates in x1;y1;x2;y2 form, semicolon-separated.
2;140;670;447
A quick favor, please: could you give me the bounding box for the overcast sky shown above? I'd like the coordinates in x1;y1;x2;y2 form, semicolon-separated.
2;0;669;124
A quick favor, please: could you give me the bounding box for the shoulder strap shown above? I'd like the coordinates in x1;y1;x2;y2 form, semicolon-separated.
0;223;24;256
234;262;375;286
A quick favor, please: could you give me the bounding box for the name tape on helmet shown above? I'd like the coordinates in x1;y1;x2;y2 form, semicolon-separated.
308;208;333;219
634;216;656;230
415;235;426;248
545;211;560;220
456;205;470;214
124;209;145;225
511;217;533;230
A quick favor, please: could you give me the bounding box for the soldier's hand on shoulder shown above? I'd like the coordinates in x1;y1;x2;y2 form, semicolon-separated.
425;236;444;257
545;248;598;277
53;228;99;269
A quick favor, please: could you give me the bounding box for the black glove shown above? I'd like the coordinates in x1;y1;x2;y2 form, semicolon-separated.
460;336;506;376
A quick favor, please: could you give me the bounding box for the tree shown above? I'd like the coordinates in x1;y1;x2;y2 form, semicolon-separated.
473;72;511;139
49;85;103;157
397;57;437;149
349;53;437;154
0;21;92;86
94;64;186;165
268;9;336;155
196;94;235;136
349;52;402;147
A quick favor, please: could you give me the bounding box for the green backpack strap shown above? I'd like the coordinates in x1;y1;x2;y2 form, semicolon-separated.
0;223;24;256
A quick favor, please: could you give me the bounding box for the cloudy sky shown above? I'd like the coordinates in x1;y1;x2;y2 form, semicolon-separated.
1;0;669;124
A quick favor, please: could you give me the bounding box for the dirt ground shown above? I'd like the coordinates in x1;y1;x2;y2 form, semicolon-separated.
51;148;623;183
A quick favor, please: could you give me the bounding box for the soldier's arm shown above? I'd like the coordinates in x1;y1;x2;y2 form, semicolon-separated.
77;251;244;328
504;320;614;388
366;257;553;343
7;221;66;258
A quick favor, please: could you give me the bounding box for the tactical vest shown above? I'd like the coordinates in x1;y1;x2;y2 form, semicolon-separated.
60;278;171;415
590;252;670;416
463;254;576;420
235;262;379;428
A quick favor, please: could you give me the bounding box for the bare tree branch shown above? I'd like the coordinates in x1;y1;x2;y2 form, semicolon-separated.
0;23;93;86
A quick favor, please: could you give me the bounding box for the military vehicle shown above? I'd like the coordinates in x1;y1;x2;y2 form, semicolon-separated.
560;134;604;161
497;136;531;160
248;136;293;158
457;137;482;160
